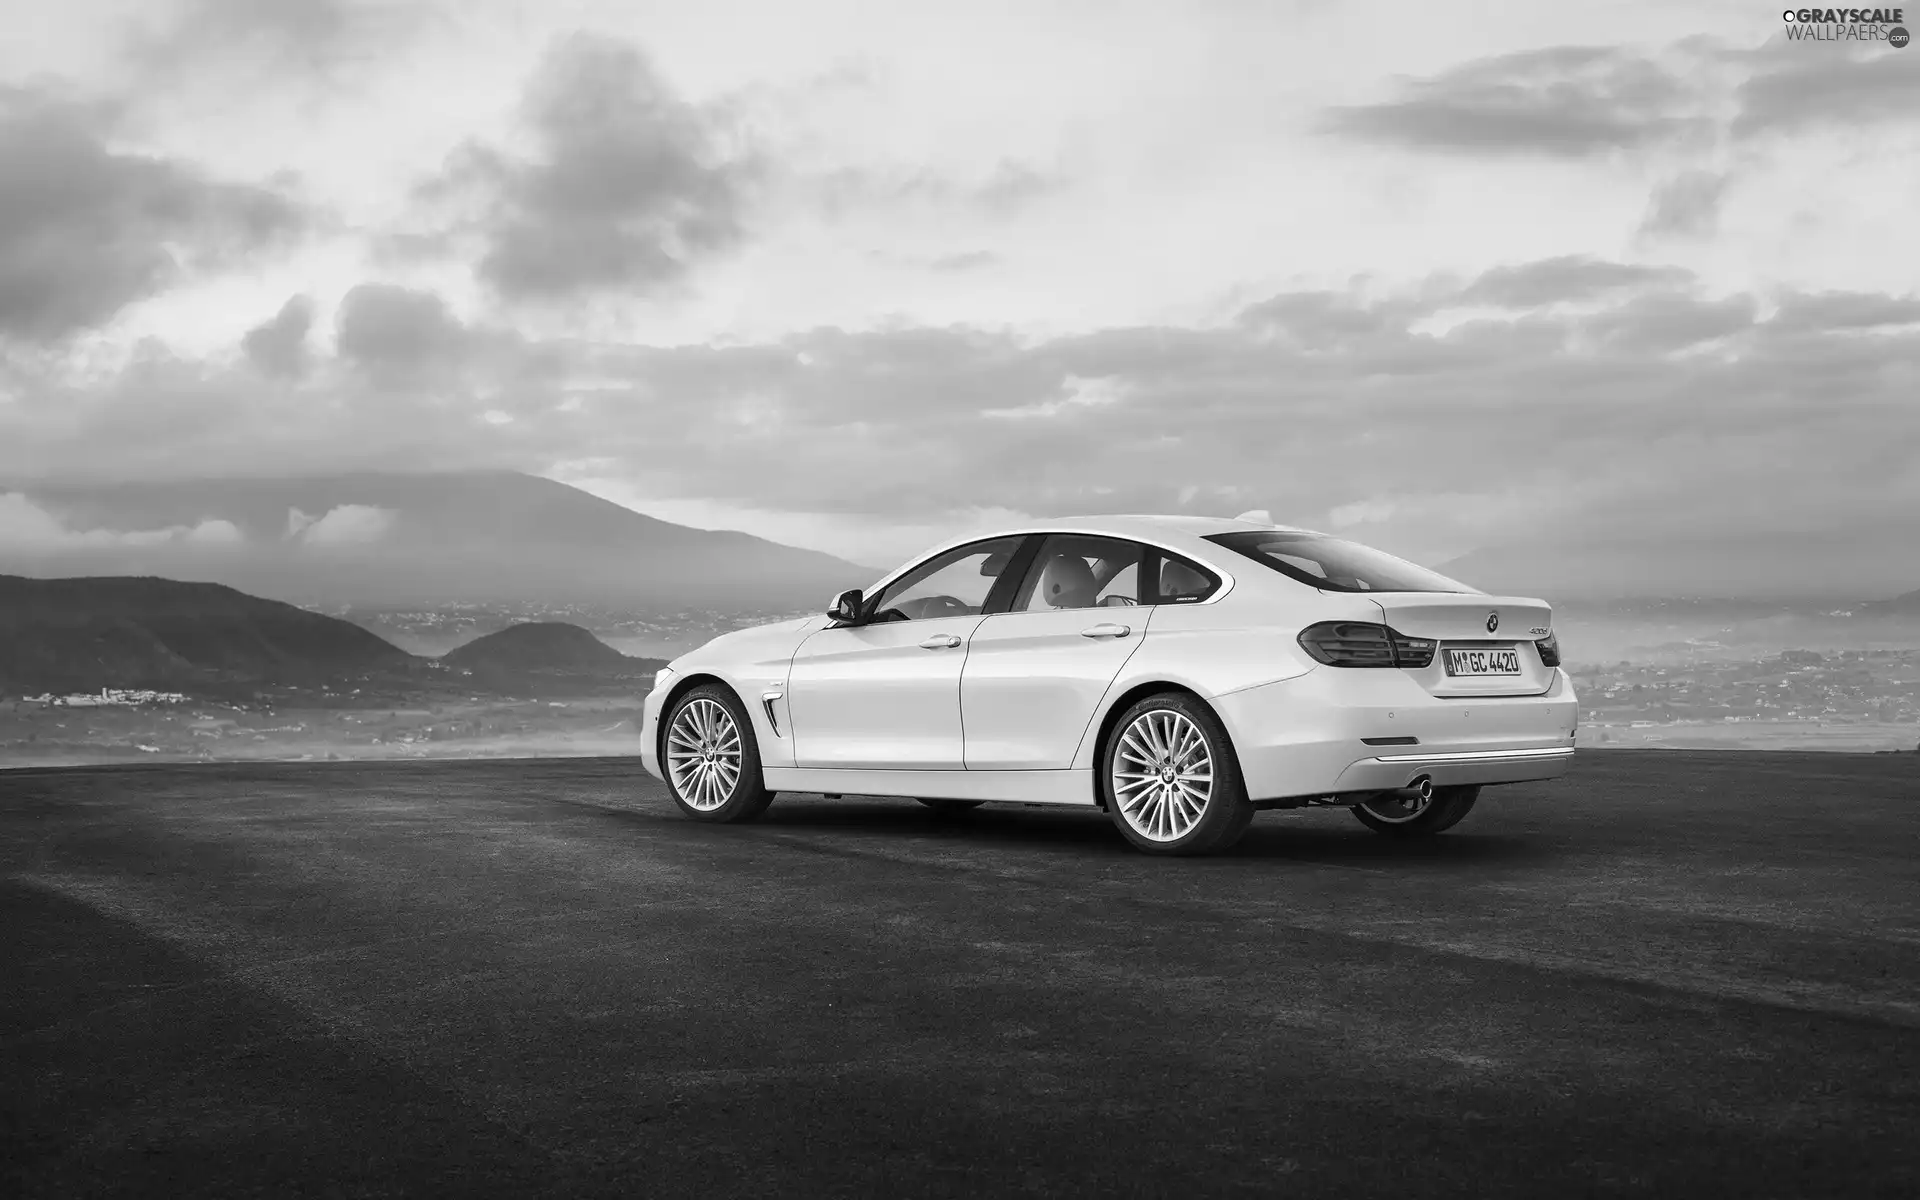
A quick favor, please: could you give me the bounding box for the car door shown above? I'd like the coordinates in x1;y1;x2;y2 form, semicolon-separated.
961;535;1151;770
787;536;1026;770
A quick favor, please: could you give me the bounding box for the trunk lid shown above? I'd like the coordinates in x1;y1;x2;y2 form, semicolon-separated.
1366;593;1556;697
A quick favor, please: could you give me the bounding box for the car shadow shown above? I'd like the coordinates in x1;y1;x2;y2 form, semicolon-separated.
744;794;1558;868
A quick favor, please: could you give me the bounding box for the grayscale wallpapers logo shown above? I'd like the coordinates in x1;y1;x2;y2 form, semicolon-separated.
1781;7;1910;44
1486;612;1500;634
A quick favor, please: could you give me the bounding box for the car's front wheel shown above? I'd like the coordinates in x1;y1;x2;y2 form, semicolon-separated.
1101;693;1253;855
1350;784;1479;837
661;684;776;823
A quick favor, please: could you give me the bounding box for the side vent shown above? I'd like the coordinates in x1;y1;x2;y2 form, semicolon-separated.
761;691;785;737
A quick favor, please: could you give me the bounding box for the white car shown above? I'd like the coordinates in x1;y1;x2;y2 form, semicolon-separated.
640;516;1577;855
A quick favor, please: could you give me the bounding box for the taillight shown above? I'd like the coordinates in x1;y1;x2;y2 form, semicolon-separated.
1297;622;1436;668
1392;629;1436;668
1535;633;1561;667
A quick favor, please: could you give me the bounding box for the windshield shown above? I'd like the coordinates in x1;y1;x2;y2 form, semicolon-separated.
1205;531;1478;595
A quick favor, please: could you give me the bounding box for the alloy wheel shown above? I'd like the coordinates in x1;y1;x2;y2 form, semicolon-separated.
666;697;743;811
1111;708;1214;842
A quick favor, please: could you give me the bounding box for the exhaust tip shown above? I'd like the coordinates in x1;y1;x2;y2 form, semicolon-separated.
1407;774;1433;800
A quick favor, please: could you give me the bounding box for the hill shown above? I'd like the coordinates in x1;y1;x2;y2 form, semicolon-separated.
0;574;416;691
1859;587;1920;616
442;623;637;673
1;470;879;611
437;621;665;697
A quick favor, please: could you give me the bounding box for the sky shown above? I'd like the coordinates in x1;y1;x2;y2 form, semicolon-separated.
0;0;1916;579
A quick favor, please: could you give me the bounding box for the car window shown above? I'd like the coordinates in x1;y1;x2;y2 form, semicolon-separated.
871;537;1025;622
1097;561;1140;607
1205;531;1473;594
1156;554;1220;604
1015;536;1146;612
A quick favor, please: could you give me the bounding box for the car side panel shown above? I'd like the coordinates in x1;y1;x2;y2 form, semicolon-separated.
786;616;983;769
960;608;1148;769
1066;593;1363;770
640;618;824;779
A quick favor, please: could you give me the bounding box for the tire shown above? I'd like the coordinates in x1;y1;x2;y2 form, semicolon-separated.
660;684;776;823
1350;784;1479;838
1100;692;1254;856
915;798;985;813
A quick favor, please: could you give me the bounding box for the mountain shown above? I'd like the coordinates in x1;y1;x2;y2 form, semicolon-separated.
0;575;416;691
442;623;639;673
1859;588;1920;616
0;471;878;611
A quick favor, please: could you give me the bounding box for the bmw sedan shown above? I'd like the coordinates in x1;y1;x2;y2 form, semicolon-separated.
639;516;1577;856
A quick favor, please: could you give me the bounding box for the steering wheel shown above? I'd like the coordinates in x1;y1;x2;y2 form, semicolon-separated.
919;594;971;617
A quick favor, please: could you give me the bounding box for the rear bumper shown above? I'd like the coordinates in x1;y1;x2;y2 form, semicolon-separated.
1331;746;1574;791
1211;666;1578;802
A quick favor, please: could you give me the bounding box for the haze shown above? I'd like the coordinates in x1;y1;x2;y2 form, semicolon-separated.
1;0;1916;599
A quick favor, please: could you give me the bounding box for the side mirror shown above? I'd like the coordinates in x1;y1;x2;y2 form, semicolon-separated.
827;588;865;625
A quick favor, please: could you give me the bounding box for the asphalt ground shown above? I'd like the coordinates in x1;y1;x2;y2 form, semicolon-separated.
3;749;1918;1198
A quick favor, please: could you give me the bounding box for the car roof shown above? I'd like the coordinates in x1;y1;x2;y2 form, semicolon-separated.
865;514;1334;591
1007;514;1326;540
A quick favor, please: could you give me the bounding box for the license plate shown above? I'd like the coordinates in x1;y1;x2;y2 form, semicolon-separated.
1445;647;1521;676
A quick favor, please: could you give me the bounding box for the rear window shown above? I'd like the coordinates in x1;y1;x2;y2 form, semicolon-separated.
1205;531;1477;595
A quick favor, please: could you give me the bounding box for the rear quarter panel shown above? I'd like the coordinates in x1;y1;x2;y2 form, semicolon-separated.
1065;586;1376;770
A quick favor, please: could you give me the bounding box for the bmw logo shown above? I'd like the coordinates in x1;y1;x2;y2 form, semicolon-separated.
1486;611;1500;633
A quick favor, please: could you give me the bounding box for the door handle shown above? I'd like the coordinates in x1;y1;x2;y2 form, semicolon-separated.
1080;623;1131;639
919;634;962;649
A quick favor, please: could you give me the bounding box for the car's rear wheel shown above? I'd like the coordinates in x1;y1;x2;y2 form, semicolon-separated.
1101;693;1253;856
662;684;775;823
915;798;985;813
1351;784;1479;837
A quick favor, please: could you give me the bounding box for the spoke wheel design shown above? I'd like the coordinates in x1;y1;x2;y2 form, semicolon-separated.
1111;708;1214;843
665;697;744;811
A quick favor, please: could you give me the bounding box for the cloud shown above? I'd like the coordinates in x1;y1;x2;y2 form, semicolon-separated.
1325;35;1920;161
241;295;315;378
334;283;472;375
1327;500;1397;529
1321;45;1711;157
1733;37;1920;139
1638;169;1729;240
293;504;395;545
0;87;307;342
0;492;241;551
1768;291;1920;333
811;158;1065;219
124;0;434;85
928;251;1000;272
3;258;1918;594
1453;255;1695;308
416;32;754;302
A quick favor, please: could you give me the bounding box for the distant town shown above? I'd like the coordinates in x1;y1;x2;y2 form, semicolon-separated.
21;689;192;708
8;632;1916;765
1569;648;1920;751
